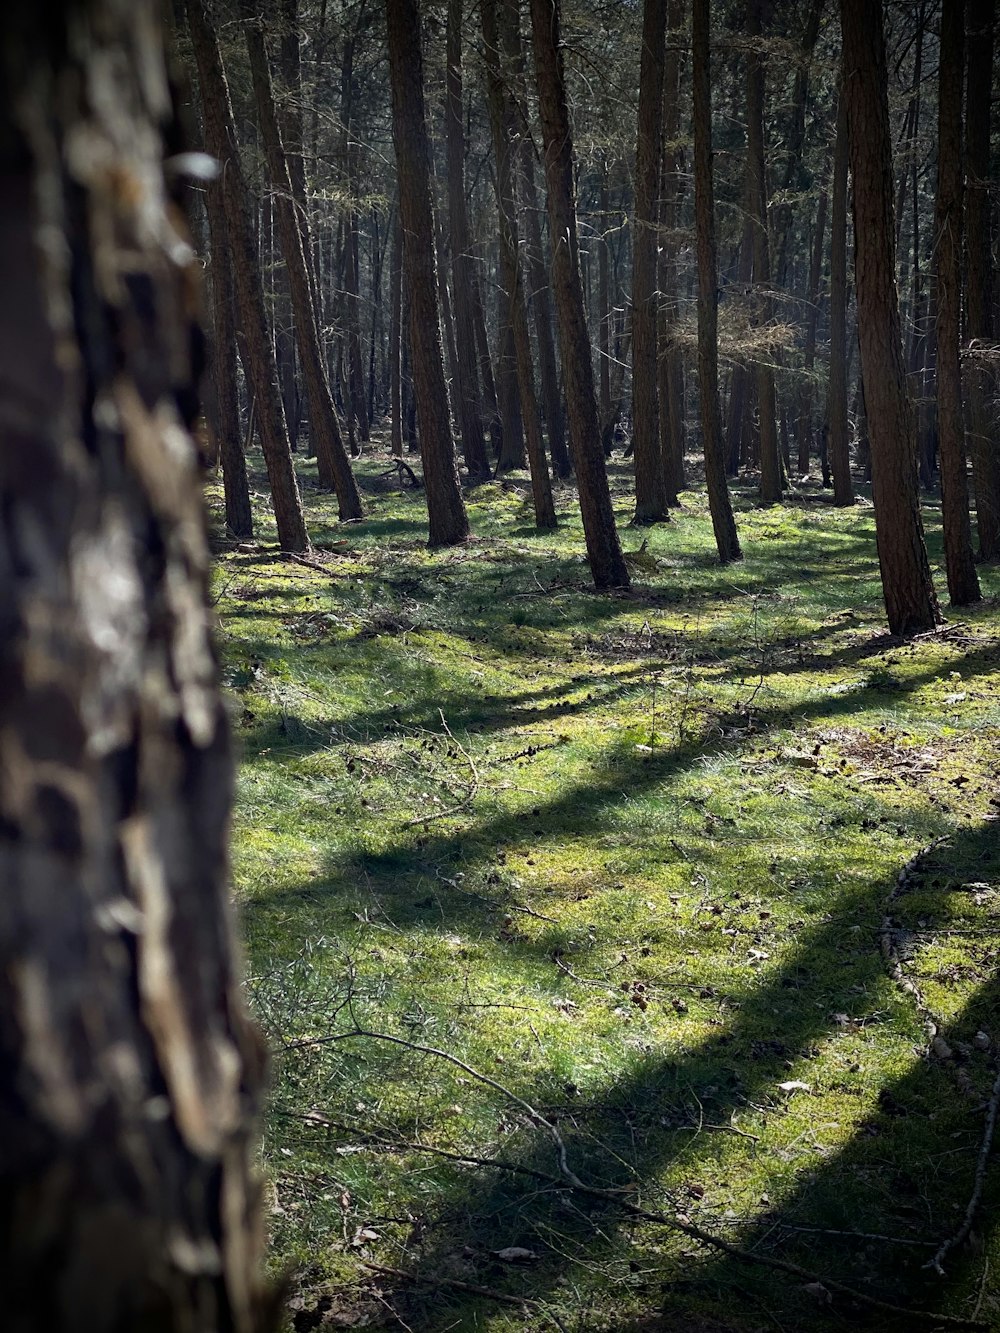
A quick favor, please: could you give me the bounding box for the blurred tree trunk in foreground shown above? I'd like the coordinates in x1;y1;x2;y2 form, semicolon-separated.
0;1;270;1328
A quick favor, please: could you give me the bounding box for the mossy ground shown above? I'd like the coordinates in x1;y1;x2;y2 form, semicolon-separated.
212;443;1000;1332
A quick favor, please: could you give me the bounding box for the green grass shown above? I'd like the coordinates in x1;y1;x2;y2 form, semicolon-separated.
213;443;1000;1332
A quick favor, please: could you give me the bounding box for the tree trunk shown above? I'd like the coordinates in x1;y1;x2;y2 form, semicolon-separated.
386;0;469;545
841;0;939;634
598;171;614;454
965;0;1000;558
496;297;526;470
797;178;828;476
827;85;854;506
206;192;255;537
0;2;269;1327
472;263;503;458
390;208;404;457
246;22;363;521
485;0;557;526
746;0;781;505
446;0;491;480
529;0;629;589
187;0;309;552
659;0;687;504
692;0;742;563
631;0;668;522
724;217;754;476
340;38;370;444
505;0;571;478
935;0;981;604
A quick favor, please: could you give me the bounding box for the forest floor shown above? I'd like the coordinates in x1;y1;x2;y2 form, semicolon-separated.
211;442;1000;1333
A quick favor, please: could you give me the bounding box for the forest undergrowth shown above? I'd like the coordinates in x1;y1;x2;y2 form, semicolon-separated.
211;443;1000;1333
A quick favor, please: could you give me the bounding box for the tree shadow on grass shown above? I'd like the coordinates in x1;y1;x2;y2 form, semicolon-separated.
330;815;1000;1332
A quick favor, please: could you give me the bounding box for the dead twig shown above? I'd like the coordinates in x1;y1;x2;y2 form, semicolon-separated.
926;1062;1000;1276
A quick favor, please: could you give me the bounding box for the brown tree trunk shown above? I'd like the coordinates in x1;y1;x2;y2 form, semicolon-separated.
529;0;629;589
746;0;781;505
935;0;981;604
446;0;491;480
598;171;614;455
506;0;571;478
659;0;687;503
484;0;557;527
632;0;668;522
187;0;309;552
965;0;1000;558
724;217;753;475
386;0;469;544
206;193;254;537
496;299;526;470
0;2;268;1327
828;85;855;506
797;179;827;476
246;22;364;521
693;0;742;562
472;263;503;458
841;0;939;634
340;38;370;444
390;208;404;457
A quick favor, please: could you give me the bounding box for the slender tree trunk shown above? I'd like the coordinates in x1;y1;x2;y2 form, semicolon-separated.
340;38;370;444
632;0;668;522
386;0;469;544
529;0;629;588
446;0;491;480
484;0;557;527
390;208;404;457
659;0;687;503
692;0;742;562
828;85;854;506
472;264;503;457
246;22;363;520
206;193;254;537
747;0;781;505
965;0;1000;558
935;0;980;603
496;297;526;469
797;180;828;476
773;0;824;288
841;0;939;633
0;2;268;1326
506;0;571;478
598;171;614;454
724;217;754;475
187;0;308;552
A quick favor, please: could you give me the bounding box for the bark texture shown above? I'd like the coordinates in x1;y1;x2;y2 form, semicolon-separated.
692;0;742;563
386;0;469;545
246;21;363;521
841;0;939;634
529;0;629;589
0;2;269;1328
934;0;980;604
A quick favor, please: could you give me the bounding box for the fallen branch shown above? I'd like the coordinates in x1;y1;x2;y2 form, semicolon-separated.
926;1062;1000;1276
330;1027;988;1329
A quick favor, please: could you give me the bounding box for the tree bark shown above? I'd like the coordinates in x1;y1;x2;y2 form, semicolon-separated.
484;0;557;527
0;2;269;1326
340;38;370;444
841;0;939;634
529;0;629;589
965;0;1000;558
386;0;469;544
446;0;491;480
692;0;742;563
187;0;309;552
631;0;669;522
827;85;854;506
246;22;363;521
935;0;980;604
797;177;827;476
